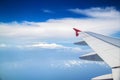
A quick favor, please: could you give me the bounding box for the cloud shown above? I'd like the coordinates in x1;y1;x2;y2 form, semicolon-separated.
0;43;8;48
0;60;109;73
16;42;82;52
68;7;120;18
0;7;120;41
42;9;53;13
19;42;65;49
50;60;109;68
0;42;82;52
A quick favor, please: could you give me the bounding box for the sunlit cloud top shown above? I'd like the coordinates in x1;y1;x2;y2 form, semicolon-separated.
0;7;120;41
68;7;120;18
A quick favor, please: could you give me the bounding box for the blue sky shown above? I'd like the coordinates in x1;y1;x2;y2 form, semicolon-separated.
0;0;120;22
0;0;120;80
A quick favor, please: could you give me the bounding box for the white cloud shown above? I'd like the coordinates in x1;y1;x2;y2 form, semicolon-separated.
68;7;120;18
16;42;82;52
0;43;8;48
21;42;65;49
0;42;82;52
0;7;120;41
43;9;53;13
0;59;109;70
50;60;109;68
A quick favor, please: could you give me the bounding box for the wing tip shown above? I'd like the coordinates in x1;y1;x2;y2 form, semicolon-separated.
73;28;82;37
73;28;82;32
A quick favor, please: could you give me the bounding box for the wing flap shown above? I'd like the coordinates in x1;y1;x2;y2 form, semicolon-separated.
74;41;88;46
80;52;103;61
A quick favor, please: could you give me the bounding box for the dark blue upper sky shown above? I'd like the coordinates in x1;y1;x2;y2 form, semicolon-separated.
0;0;120;22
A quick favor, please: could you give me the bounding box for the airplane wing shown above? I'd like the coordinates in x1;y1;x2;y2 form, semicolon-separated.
73;28;120;80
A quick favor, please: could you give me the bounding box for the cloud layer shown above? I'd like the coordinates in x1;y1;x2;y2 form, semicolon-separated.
51;60;109;68
0;7;120;41
0;42;83;53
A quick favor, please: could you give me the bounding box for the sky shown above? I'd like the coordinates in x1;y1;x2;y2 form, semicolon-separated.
0;0;120;80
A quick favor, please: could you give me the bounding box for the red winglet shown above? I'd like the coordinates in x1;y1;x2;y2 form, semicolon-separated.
73;28;81;37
